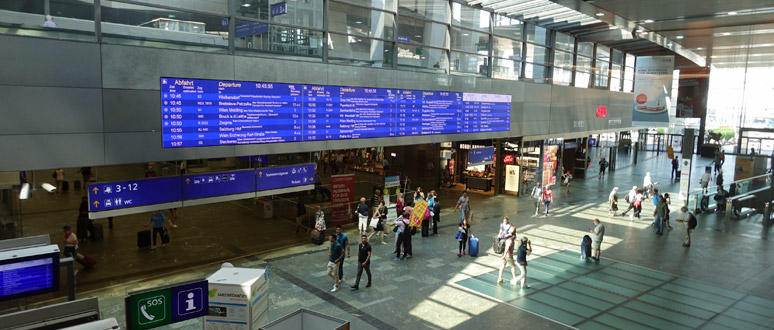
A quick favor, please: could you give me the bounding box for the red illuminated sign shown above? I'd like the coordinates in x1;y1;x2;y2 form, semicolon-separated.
596;106;608;118
503;154;514;164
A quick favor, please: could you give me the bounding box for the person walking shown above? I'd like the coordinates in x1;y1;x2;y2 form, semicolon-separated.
327;234;344;292
671;156;680;180
370;189;381;217
654;196;668;235
77;167;92;187
651;189;662;225
394;214;410;260
314;205;326;239
716;170;724;187
608;187;619;217
531;182;543;216
454;191;471;224
335;226;350;282
514;237;532;288
457;217;472;257
633;188;644;220
663;193;673;229
589;219;605;262
144;211;167;249
357;197;369;236
54;168;65;193
421;192;433;237
431;194;440;236
562;171;572;194
621;186;638;216
77;196;90;243
643;172;653;197
498;216;513;239
680;206;697;247
368;201;387;244
62;225;79;258
598;158;608;179
497;227;517;284
700;168;711;193
542;186;553;216
351;235;372;290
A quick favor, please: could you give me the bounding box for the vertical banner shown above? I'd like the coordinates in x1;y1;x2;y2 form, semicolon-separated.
409;199;428;227
542;145;558;187
632;56;675;127
679;158;692;202
330;174;355;226
676;68;710;118
504;165;520;193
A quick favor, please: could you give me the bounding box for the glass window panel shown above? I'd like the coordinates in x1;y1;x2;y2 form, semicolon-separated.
492;57;521;81
397;44;448;73
575;55;592;88
595;60;610;87
132;0;225;15
0;0;95;41
332;0;396;12
328;33;393;67
450;27;489;53
397;16;448;48
576;55;592;72
451;2;489;32
625;53;636;68
525;43;549;64
329;2;395;39
234;0;326;29
575;71;591;88
525;24;549;46
524;63;548;83
596;45;610;61
493;15;522;40
624;79;634;92
577;41;593;57
555;32;574;52
553;67;572;86
235;22;323;60
554;50;573;69
492;36;522;61
450;51;488;76
610;51;622;91
398;0;449;22
101;1;228;52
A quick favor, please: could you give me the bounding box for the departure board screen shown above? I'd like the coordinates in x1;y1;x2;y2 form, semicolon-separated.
161;78;512;148
0;252;60;302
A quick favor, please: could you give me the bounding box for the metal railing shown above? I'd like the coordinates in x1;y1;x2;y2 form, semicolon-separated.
686;172;772;214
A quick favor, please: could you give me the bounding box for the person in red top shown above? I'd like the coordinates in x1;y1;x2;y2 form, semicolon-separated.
542;186;553;216
497;227;517;283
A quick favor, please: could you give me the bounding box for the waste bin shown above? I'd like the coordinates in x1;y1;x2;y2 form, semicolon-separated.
675;170;681;181
259;309;349;330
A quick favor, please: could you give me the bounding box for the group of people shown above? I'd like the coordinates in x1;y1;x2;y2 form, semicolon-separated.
529;183;554;216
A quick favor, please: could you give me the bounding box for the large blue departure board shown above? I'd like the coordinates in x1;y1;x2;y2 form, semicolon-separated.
160;78;512;148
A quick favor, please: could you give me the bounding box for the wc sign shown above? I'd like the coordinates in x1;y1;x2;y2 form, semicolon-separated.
126;280;209;330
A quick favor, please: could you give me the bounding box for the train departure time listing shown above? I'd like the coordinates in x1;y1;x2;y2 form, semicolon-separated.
161;78;511;148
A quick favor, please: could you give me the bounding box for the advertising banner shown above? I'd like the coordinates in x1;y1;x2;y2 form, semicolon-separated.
409;199;428;227
384;175;400;188
632;56;675;127
330;174;355;226
505;165;520;193
676;68;710;118
679;159;691;201
542;145;558;187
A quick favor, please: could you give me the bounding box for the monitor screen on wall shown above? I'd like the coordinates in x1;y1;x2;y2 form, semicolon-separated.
0;249;60;302
161;77;512;148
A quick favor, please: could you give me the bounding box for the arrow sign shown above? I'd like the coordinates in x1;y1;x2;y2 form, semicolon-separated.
258;171;263;177
186;178;190;184
93;200;99;208
93;187;99;195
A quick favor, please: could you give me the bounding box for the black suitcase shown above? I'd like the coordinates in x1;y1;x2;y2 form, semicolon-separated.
137;230;151;249
311;230;324;245
91;223;104;241
61;181;69;192
161;229;170;244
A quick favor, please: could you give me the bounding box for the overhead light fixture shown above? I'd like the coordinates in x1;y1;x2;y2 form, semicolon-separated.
354;21;362;24
415;35;422;38
595;12;605;16
697;47;704;50
19;183;30;200
641;31;649;35
723;32;730;35
676;35;684;39
667;43;673;46
644;19;654;23
41;183;56;193
728;11;738;15
241;3;251;7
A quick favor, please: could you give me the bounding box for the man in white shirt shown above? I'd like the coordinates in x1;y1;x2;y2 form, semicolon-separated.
43;15;57;28
589;219;605;262
531;183;543;216
63;225;78;258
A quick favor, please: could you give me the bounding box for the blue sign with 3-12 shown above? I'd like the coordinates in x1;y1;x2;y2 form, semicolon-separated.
256;164;315;191
182;169;256;200
468;147;495;166
88;177;182;212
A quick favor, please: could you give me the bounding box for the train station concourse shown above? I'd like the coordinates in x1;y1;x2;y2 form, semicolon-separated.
1;0;774;329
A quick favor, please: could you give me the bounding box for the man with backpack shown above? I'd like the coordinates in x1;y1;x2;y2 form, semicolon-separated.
621;186;637;217
681;207;697;247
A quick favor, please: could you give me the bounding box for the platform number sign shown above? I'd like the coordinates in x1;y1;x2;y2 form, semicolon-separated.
126;280;208;329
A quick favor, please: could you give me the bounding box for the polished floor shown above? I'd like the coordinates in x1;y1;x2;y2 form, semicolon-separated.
6;150;774;329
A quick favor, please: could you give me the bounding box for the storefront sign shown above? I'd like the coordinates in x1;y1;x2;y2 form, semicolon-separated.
632;56;675;127
504;165;520;193
596;106;607;118
330;174;355;226
503;154;514;164
384;175;400;188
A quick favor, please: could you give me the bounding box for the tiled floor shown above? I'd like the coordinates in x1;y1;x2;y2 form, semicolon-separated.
455;250;774;330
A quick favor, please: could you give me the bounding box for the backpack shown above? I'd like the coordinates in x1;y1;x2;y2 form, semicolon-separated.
624;194;630;203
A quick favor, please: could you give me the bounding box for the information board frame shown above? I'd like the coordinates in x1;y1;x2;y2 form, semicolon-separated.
0;249;60;302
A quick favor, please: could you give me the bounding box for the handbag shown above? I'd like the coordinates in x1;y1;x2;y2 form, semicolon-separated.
369;217;380;228
455;231;463;240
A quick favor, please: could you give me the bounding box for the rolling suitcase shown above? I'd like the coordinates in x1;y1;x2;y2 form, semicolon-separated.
91;223;104;241
581;235;592;259
161;229;170;244
469;236;479;257
76;253;96;269
61;181;69;192
137;230;151;249
311;230;323;245
493;235;504;254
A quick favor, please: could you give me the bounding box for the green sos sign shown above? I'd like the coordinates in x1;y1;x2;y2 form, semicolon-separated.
126;280;208;330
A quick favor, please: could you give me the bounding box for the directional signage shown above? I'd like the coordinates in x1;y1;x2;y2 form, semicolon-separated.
256;164;316;191
126;280;208;330
88;177;182;212
468;147;495;166
183;169;256;200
